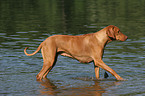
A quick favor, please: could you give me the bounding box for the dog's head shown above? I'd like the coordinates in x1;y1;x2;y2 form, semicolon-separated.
106;25;128;41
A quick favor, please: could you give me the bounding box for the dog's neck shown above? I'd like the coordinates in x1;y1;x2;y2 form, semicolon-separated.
94;29;112;48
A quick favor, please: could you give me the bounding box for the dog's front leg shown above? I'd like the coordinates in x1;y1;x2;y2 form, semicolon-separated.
94;59;124;80
94;63;100;79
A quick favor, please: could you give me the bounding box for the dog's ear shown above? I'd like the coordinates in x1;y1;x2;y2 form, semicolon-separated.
106;26;115;39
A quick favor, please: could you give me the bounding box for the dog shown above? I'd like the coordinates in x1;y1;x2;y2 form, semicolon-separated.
24;25;128;81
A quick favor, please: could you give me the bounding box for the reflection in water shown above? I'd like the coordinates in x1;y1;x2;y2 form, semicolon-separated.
38;78;58;96
39;78;121;96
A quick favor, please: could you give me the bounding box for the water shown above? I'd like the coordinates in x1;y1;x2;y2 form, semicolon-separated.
0;0;145;96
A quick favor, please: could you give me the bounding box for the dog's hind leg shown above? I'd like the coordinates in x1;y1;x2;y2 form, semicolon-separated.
42;53;58;79
36;44;57;81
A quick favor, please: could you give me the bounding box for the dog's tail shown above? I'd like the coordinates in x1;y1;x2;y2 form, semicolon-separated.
24;43;42;56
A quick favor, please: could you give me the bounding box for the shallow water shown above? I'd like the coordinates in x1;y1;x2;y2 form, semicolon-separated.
0;0;145;96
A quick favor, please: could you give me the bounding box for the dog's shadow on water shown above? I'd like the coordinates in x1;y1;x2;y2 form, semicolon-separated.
38;77;122;96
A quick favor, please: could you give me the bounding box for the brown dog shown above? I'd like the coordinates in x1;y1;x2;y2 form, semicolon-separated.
24;25;128;81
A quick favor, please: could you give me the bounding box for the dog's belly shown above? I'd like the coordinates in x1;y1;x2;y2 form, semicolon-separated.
60;52;93;63
74;56;93;63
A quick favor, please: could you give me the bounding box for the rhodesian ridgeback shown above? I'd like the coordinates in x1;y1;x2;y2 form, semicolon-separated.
24;25;128;81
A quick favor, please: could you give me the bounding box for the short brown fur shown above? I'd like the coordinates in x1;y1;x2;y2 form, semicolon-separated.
24;25;128;81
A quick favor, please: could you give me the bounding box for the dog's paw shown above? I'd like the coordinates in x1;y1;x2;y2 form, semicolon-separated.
36;75;42;81
117;78;127;81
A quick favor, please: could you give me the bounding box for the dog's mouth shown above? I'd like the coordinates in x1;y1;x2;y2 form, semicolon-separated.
116;36;128;41
117;38;127;41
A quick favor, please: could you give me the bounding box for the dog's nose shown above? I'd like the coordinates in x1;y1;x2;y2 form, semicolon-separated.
125;36;128;40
